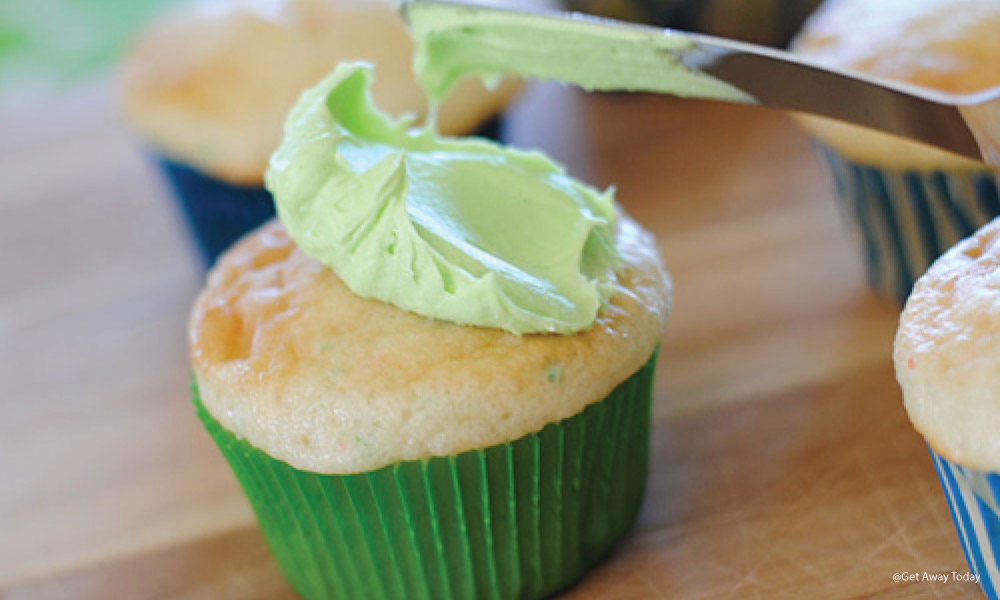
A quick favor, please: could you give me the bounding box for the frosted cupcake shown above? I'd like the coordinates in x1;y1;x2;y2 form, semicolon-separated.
119;0;524;266
792;0;1000;303
895;216;1000;599
189;63;671;599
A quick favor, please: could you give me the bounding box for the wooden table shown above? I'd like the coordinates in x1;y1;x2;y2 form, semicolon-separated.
0;81;983;599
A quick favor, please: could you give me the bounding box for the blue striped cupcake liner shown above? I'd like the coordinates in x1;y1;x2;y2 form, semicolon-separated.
930;448;1000;599
154;156;276;268
817;145;1000;304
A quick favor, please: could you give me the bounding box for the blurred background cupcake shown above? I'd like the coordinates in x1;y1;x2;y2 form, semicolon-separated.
895;216;1000;599
118;0;536;267
792;0;1000;304
563;0;823;47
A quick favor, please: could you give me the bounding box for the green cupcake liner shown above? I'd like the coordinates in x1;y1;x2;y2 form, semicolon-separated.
195;350;658;600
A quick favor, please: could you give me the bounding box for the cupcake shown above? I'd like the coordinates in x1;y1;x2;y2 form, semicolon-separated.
895;216;1000;599
119;0;526;267
188;63;672;599
791;0;1000;304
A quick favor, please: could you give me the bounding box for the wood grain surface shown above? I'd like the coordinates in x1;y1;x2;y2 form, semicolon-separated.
0;81;983;599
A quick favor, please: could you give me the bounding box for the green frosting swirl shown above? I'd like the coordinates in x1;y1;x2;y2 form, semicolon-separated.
266;63;620;334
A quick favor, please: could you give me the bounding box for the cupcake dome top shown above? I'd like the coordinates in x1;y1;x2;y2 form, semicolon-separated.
791;0;1000;170
118;0;523;185
895;217;1000;472
189;218;670;474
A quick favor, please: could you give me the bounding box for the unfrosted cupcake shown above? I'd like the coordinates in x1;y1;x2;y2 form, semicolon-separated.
792;0;1000;303
119;0;525;266
188;63;672;599
895;216;1000;599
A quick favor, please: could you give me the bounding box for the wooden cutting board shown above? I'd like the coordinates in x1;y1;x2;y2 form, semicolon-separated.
0;82;983;599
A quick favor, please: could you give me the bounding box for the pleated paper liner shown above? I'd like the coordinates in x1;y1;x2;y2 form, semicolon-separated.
816;144;1000;304
195;350;658;600
930;447;1000;600
154;157;276;268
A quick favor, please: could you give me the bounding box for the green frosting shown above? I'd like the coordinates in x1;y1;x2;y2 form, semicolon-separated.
267;63;620;335
405;1;752;104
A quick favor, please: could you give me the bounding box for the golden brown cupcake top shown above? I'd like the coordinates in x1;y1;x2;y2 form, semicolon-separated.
190;217;670;474
119;0;522;184
794;0;1000;94
792;0;1000;170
